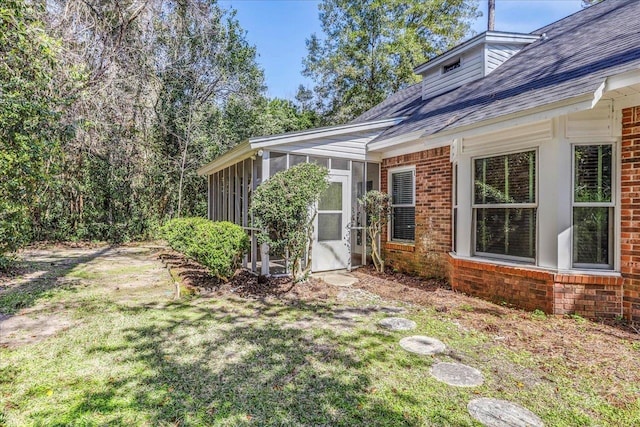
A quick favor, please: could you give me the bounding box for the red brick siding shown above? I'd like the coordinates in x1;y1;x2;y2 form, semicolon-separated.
449;256;623;318
621;106;640;321
381;147;452;278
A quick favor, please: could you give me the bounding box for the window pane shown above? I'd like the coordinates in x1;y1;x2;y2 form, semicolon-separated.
290;154;306;166
453;207;457;253
319;182;342;211
309;156;328;168
476;208;536;259
573;207;611;265
269;152;286;176
575;145;612;203
392;171;413;205
318;213;342;241
331;158;349;170
392;207;415;241
474;151;535;204
367;163;380;191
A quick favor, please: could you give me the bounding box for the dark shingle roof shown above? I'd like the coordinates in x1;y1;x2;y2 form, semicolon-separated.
359;0;640;143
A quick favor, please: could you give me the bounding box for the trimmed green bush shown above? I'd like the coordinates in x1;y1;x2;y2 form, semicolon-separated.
161;217;249;281
250;162;329;282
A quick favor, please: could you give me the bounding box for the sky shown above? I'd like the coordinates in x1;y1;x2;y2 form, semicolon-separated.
219;0;585;100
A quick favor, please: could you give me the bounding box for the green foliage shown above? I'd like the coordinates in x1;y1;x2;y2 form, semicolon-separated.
250;163;329;282
359;190;391;272
162;217;249;281
531;309;547;320
303;0;479;123
0;0;65;258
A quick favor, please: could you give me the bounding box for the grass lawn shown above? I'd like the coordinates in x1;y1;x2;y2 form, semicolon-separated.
1;244;639;426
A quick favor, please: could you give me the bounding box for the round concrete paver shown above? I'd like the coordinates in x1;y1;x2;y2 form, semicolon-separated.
430;362;484;387
399;336;446;355
378;317;416;331
468;398;544;427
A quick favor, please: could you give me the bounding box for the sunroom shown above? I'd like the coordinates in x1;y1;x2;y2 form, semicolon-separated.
197;118;403;275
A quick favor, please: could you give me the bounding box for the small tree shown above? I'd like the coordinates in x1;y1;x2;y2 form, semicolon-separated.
250;162;329;282
359;190;391;272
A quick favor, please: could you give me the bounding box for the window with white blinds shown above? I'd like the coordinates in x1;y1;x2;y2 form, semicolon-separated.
473;150;537;261
390;168;415;241
572;144;614;269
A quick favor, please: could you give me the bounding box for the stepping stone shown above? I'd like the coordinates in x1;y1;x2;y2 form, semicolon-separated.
399;336;446;355
468;398;544;427
315;272;358;287
378;317;416;331
333;308;368;320
430;362;484;387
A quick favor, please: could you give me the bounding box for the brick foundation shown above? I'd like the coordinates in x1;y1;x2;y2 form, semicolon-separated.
381;146;451;278
449;256;624;318
621;106;640;321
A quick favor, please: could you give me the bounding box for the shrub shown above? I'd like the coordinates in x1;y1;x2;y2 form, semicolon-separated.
250;162;329;282
359;190;391;272
161;217;249;281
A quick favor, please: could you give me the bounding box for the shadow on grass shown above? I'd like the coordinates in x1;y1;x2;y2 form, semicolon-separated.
0;247;112;315
36;298;432;426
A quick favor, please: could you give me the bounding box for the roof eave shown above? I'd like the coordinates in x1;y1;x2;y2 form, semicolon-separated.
249;117;407;148
197;140;252;176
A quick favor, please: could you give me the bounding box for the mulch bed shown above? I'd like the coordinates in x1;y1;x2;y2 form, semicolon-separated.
157;250;340;300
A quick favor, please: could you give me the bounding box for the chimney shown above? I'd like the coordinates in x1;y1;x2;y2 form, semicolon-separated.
488;0;495;31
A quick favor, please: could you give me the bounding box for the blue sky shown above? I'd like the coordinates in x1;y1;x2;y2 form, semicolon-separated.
220;0;585;100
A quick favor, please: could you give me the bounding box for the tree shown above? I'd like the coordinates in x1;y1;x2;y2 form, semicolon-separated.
153;2;264;217
0;0;65;264
303;0;479;124
250;163;329;282
359;190;390;272
31;0;266;243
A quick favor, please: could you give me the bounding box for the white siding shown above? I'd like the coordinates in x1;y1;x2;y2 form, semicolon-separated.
485;44;522;74
565;101;613;139
268;129;384;161
422;46;484;99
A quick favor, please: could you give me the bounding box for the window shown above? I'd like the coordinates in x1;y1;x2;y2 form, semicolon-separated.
443;59;461;74
452;163;458;252
474;150;537;261
269;152;286;176
572;144;614;268
390;168;415;241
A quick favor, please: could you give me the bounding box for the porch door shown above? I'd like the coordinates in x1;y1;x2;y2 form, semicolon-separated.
313;172;350;272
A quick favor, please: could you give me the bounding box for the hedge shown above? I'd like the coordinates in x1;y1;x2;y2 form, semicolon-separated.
161;217;249;281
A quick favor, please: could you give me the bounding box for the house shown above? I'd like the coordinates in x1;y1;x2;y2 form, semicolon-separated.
198;0;640;321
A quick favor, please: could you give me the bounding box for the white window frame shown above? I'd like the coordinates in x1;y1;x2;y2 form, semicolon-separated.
388;165;416;243
571;143;615;270
452;162;458;253
472;148;539;263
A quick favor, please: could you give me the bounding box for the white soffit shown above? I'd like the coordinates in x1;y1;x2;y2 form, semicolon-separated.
249;117;405;148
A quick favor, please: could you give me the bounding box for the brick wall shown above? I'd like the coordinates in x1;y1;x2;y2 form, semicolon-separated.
449;256;554;313
621;106;640;321
381;146;451;278
449;256;623;318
